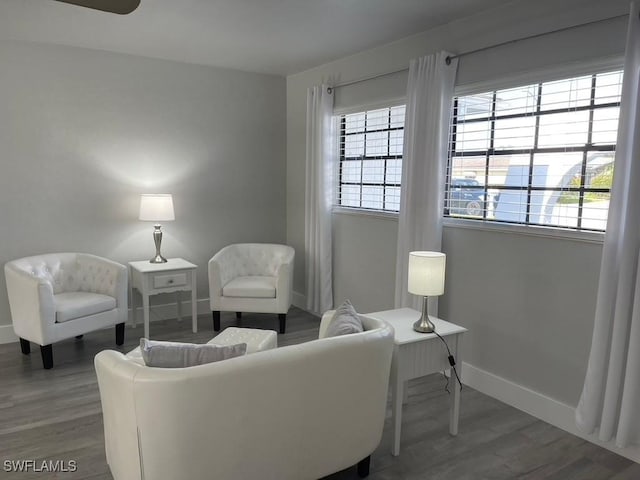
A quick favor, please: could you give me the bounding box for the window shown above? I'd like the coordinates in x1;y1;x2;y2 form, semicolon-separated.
446;69;623;232
337;105;406;212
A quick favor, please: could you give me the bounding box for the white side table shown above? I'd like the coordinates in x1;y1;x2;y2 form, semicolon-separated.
129;258;198;339
367;307;467;456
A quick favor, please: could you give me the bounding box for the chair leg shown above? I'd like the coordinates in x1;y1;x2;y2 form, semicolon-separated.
278;313;286;334
357;456;370;478
213;311;221;331
115;322;125;346
236;312;242;320
40;345;53;369
19;338;30;355
75;335;84;339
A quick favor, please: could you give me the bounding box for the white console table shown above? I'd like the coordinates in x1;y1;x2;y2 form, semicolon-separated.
129;258;198;339
368;308;467;456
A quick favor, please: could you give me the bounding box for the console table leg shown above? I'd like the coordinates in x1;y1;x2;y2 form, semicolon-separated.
143;293;150;339
191;274;198;333
130;281;137;328
449;334;461;436
176;291;182;322
390;366;403;456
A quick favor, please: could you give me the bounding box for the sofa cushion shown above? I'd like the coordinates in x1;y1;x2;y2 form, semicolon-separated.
325;300;364;337
222;276;276;298
140;338;247;368
54;291;116;323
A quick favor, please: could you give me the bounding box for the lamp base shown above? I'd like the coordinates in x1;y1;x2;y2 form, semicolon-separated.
413;316;435;333
413;296;436;333
149;224;168;263
149;254;168;264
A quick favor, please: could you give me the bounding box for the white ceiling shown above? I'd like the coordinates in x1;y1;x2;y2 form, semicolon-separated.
0;0;515;76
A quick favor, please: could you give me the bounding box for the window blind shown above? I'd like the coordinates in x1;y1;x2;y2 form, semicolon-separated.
337;105;406;212
446;69;623;232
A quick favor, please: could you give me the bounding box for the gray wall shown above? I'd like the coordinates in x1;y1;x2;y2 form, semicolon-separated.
287;0;627;407
0;40;286;328
441;226;603;404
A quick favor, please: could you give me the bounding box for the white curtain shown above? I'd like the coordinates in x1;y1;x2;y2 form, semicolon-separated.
575;3;640;448
394;52;458;310
305;85;335;315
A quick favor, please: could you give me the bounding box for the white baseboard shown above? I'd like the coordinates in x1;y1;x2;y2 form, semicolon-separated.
462;362;640;464
0;324;17;344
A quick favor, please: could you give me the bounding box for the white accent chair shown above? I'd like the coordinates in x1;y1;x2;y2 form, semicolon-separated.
94;312;394;480
4;253;128;369
208;243;294;334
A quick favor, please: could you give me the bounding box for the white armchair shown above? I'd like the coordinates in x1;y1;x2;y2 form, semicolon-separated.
208;243;294;333
4;253;128;369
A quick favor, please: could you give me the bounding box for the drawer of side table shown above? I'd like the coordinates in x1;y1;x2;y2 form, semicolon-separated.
153;272;188;288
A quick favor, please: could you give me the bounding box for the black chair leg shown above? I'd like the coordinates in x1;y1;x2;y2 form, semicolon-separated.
19;338;30;355
278;313;286;334
115;323;125;346
213;311;221;331
75;335;84;339
236;312;242;320
357;456;370;478
40;345;53;369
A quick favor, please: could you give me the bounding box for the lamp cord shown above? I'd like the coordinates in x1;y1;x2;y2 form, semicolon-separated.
433;330;463;393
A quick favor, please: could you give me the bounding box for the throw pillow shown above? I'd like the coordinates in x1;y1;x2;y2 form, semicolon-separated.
325;299;364;337
140;338;247;368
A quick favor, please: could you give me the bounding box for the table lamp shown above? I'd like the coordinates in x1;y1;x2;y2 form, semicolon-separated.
139;194;175;263
408;251;446;333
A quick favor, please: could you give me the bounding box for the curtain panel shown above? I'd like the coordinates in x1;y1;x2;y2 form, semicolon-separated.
394;52;458;310
305;85;335;315
576;2;640;448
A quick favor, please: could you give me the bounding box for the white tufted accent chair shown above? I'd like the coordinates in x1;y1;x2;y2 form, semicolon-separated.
4;253;128;369
208;244;294;333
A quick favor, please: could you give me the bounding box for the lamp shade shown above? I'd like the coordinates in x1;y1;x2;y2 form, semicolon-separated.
408;251;446;296
139;194;175;222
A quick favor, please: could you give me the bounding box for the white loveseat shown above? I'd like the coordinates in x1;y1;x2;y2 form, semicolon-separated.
5;253;128;369
94;312;394;480
208;243;294;333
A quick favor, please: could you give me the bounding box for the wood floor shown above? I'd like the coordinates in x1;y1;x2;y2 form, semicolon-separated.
1;307;639;479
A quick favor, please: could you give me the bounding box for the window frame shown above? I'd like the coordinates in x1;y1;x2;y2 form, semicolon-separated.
445;62;623;237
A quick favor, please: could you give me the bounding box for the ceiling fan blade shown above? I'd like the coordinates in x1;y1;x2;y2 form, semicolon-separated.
54;0;141;15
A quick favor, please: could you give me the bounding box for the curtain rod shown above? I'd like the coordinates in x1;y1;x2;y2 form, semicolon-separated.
332;67;409;89
333;12;628;89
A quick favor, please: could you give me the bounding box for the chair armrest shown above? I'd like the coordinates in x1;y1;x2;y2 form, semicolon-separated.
208;257;225;306
109;261;128;321
208;246;239;290
4;264;55;345
275;253;294;312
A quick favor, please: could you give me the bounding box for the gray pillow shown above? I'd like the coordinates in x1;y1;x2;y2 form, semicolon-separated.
325;300;364;337
140;338;247;368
